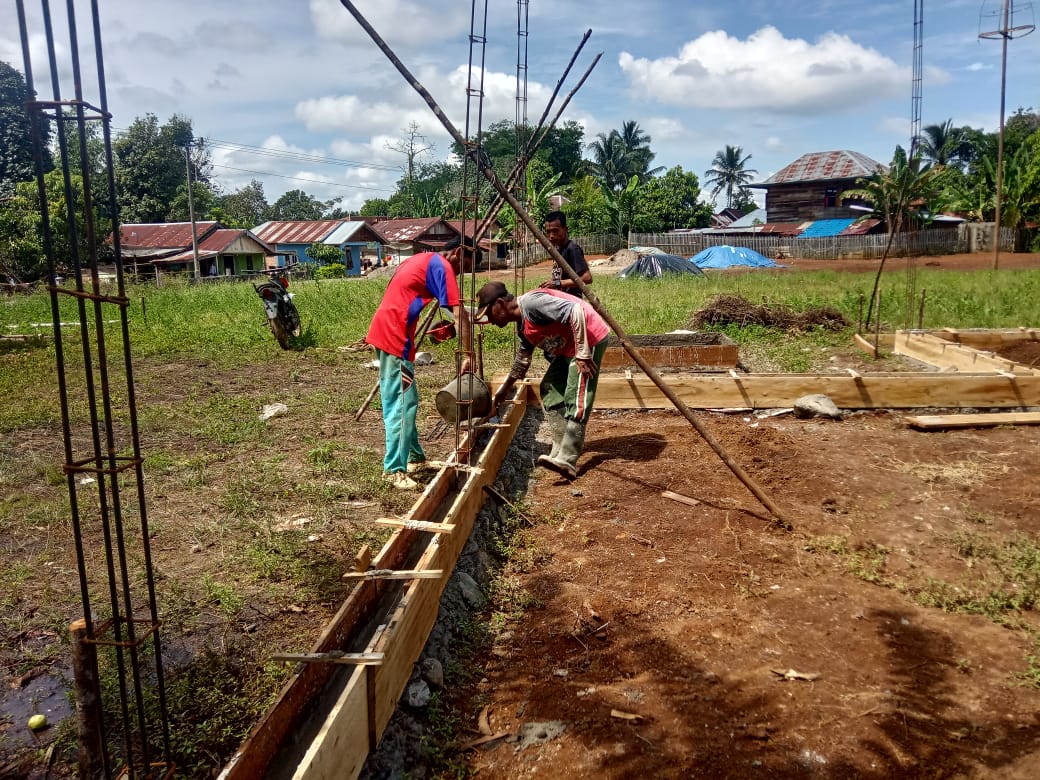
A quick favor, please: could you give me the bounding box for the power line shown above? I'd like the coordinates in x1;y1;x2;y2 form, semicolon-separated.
209;163;394;193
204;136;404;173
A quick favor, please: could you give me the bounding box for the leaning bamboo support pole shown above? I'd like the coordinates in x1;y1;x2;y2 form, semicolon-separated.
338;0;792;531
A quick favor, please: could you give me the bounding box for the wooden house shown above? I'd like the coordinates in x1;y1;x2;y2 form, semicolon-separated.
749;150;884;223
117;222;274;277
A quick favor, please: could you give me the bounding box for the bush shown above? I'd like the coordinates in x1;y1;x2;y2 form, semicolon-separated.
315;262;345;279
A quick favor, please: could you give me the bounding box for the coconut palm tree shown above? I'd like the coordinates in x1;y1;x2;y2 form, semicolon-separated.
584;130;629;191
703;145;758;209
918;119;969;168
618;120;664;183
841;145;944;328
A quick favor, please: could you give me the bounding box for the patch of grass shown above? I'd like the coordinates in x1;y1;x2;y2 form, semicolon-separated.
803;535;850;555
201;576;245;618
1018;635;1040;689
847;543;889;584
890;456;1009;488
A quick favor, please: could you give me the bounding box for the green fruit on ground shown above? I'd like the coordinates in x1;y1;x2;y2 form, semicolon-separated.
28;714;46;731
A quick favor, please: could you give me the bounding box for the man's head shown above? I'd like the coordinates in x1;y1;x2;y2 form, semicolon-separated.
543;210;568;249
473;281;517;327
442;235;481;273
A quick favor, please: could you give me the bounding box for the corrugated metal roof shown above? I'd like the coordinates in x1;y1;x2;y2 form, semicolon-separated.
323;221;370;244
369;217;448;242
759;222;806;236
796;218;858;238
839;218;883;236
252;220;342;245
119;222;219;248
727;208;767;228
756;151;886;186
154;229;276;263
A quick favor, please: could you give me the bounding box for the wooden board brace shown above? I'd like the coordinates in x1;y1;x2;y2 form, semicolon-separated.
374;518;455;534
905;411;1040;430
342;569;444;581
272;652;385;666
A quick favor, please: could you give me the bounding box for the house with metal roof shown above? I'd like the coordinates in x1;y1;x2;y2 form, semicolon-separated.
364;217;458;263
749;150;885;224
252;219;386;276
117;222;275;277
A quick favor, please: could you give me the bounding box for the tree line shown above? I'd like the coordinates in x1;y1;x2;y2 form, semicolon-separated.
3;55;1039;282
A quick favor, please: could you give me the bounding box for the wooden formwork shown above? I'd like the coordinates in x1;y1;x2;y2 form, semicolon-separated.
218;390;528;780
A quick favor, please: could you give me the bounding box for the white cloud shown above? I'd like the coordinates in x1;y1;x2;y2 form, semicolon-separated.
308;0;468;47
619;26;917;114
965;62;991;72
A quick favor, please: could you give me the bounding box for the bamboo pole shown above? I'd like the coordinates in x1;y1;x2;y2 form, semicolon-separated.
338;0;792;531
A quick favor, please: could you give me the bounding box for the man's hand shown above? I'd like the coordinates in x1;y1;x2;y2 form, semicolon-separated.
575;357;598;377
459;357;473;375
539;279;561;289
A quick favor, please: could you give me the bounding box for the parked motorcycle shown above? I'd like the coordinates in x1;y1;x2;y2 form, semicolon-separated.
254;273;301;349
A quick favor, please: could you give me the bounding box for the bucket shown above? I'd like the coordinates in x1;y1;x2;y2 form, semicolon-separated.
435;373;492;424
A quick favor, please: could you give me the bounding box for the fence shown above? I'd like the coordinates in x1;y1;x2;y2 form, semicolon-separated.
628;226;1017;260
510;226;1016;265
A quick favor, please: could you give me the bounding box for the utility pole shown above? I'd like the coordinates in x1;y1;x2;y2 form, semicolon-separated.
185;143;201;279
979;0;1035;270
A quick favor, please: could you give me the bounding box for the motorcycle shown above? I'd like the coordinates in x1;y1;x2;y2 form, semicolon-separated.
254;273;301;349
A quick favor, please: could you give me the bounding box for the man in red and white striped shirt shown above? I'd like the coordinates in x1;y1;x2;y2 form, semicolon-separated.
474;280;609;479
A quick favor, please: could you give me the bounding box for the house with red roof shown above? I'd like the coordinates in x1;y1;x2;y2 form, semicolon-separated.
117;222;276;277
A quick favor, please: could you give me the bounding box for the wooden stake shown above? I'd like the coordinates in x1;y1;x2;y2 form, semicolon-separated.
353;545;372;573
662;490;701;508
374;518;455;534
70;619;104;778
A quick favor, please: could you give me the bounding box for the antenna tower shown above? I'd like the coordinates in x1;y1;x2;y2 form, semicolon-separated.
910;0;924;157
979;0;1036;269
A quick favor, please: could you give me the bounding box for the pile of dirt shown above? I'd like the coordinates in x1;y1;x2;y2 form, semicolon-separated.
689;294;849;331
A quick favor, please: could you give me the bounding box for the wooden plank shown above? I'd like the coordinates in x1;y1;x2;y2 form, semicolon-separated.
286;390;528;780
272;652;384;666
341;569;443;581
662;490;700;507
374;518;455;534
601;344;738;370
853;332;877;358
894;331;1039;375
927;328;1040;350
367;396;526;743
290;668;369;780
587;373;1040;410
905;411;1040;430
218;468;457;779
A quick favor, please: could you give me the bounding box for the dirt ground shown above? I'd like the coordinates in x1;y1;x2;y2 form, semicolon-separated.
463;408;1040;779
4;250;1040;778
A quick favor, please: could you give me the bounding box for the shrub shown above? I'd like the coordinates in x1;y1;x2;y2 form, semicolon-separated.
315;262;345;279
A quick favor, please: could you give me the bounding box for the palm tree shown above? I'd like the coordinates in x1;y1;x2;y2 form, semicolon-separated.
618;120;664;183
584;130;629;191
703;145;758;209
841;145;944;328
919;119;968;168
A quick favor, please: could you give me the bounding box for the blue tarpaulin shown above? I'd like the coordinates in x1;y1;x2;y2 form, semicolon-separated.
690;245;777;269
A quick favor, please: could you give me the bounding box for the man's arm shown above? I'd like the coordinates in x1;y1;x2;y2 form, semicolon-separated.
453;303;473;374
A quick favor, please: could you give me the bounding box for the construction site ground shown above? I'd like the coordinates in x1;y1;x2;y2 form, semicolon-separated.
451;251;1040;778
3;250;1040;778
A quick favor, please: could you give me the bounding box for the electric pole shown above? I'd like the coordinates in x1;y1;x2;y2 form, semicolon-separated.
185;143;201;279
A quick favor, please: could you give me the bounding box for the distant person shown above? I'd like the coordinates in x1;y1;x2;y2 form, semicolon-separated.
208;260;218;277
366;237;478;489
474;280;608;479
540;210;591;298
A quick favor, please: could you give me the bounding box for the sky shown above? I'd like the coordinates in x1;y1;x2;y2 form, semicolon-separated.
3;0;1038;213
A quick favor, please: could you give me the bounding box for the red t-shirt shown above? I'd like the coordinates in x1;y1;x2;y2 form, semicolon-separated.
366;252;460;360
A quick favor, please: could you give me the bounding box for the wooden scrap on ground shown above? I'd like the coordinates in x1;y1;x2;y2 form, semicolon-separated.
771;668;821;682
662;490;700;507
894;331;1039;375
353;545;371;573
905;411;1040;430
611;709;643;722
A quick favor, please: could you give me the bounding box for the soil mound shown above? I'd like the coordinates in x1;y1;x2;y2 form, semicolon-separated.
689;294;848;331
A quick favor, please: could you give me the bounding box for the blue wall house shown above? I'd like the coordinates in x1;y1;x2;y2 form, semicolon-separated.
321;221;385;276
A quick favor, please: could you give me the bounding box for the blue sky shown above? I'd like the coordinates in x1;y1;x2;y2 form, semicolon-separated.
3;0;1038;212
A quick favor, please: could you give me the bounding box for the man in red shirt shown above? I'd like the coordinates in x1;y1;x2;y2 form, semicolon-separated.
366;237;478;489
474;280;609;479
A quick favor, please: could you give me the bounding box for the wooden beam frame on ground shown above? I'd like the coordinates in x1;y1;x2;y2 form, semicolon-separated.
894;331;1040;375
578;373;1040;410
930;327;1039;350
218;389;527;780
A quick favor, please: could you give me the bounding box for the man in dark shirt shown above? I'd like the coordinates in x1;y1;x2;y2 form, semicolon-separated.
540;210;591;298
